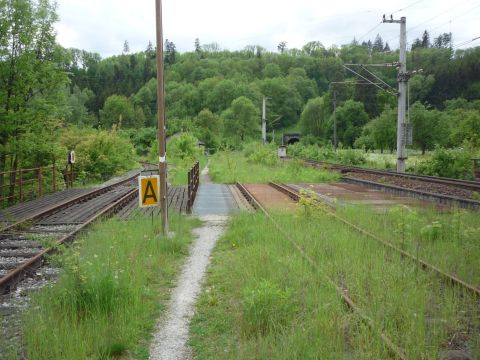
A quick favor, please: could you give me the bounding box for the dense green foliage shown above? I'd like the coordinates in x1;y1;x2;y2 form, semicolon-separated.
1;0;479;188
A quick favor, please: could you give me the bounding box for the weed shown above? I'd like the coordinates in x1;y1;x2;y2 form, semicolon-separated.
242;279;296;336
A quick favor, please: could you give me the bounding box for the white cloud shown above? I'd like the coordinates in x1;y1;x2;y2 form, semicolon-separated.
54;0;480;57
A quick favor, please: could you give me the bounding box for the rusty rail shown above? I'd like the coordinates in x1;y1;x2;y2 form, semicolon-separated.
187;161;200;214
0;188;138;294
270;182;480;298
236;182;407;360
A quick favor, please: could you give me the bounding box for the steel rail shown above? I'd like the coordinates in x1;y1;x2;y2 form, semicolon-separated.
236;182;408;360
0;172;140;232
0;188;138;294
269;182;480;298
304;159;480;191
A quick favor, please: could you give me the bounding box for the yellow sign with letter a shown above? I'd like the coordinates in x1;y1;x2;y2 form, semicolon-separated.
138;175;160;207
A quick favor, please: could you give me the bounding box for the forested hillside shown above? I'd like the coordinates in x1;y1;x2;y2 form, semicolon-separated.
1;0;480;187
64;35;480;150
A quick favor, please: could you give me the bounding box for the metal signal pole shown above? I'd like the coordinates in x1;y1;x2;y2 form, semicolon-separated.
383;16;408;173
155;0;168;234
333;90;338;151
262;96;267;144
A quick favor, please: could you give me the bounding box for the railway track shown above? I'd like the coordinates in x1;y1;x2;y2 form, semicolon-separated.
305;159;480;190
0;172;139;294
304;159;480;210
268;181;480;298
236;182;408;360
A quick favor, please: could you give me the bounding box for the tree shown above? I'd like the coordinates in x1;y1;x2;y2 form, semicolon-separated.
335;100;369;147
0;0;68;200
410;102;448;154
421;30;430;48
222;96;259;142
64;85;94;126
383;42;391;52
194;38;201;53
450;110;480;148
302;41;326;57
299;97;330;138
372;34;384;52
263;63;281;78
195;109;222;135
122;40;129;54
277;41;287;53
370;106;397;153
409;74;435;103
258;77;303;127
165;39;176;65
205;79;244;113
100;95;139;129
433;33;452;48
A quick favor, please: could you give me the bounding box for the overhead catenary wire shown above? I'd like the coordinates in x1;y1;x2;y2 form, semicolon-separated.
452;36;480;49
407;0;475;33
384;0;477;45
425;3;480;34
343;65;398;95
390;0;427;15
356;21;383;43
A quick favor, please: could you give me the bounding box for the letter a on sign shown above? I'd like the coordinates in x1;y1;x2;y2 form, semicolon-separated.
138;175;160;207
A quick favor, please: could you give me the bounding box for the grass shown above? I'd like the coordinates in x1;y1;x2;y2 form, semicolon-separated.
208;150;339;184
329;202;480;288
189;209;480;359
365;150;430;171
21;212;200;360
168;154;207;186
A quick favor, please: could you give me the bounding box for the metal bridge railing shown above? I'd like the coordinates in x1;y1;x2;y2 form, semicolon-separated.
0;165;72;208
187;161;200;214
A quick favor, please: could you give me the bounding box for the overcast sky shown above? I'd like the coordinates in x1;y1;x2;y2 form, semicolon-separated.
54;0;480;58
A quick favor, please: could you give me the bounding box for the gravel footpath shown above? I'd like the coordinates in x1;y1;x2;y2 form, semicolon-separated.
149;215;229;360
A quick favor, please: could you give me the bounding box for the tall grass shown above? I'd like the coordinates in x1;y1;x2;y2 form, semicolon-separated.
189;210;480;359
332;203;480;287
22;213;200;360
208;150;339;184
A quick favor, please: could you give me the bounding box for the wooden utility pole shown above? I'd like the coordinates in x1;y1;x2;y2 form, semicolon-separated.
155;0;168;234
383;16;408;173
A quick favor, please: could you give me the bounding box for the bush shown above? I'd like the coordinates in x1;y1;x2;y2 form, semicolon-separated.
73;130;136;181
337;149;367;165
246;144;278;166
149;132;202;162
288;143;366;165
416;147;474;179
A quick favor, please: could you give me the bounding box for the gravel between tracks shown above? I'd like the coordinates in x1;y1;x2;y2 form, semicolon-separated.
149;215;229;360
346;172;475;199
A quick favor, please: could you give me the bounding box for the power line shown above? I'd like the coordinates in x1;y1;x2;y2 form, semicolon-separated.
357;21;383;42
452;36;480;49
426;3;480;34
390;0;427;15
408;0;475;33
384;0;477;44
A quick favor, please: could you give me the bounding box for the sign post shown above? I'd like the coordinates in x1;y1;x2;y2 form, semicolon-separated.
139;175;160;208
156;0;168;234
